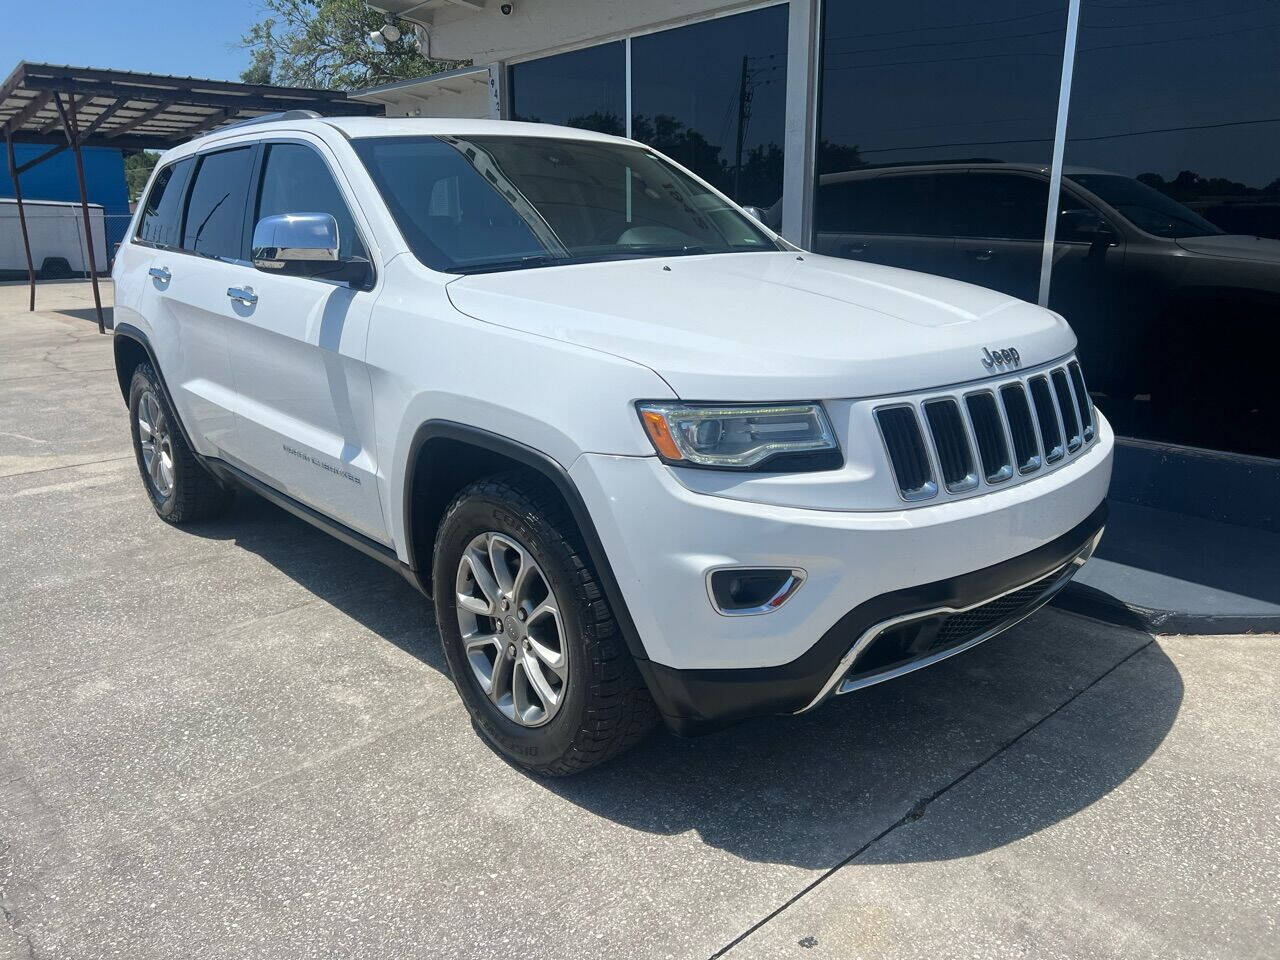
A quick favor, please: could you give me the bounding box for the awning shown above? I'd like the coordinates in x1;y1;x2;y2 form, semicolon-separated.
1;62;381;332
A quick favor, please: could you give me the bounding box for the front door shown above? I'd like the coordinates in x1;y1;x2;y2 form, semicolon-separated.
220;138;387;543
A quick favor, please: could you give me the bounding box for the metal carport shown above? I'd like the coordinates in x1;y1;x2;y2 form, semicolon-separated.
1;62;380;333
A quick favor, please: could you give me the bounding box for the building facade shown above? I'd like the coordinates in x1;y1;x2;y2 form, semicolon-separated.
359;0;1279;490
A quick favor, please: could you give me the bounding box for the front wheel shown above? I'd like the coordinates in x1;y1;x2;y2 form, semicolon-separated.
432;472;657;775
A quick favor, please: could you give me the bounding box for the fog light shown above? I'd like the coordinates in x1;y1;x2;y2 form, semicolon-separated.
708;568;805;616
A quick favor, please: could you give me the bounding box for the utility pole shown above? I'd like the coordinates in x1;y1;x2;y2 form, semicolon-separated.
734;53;753;201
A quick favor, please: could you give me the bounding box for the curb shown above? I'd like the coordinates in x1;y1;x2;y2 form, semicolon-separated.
1052;581;1280;636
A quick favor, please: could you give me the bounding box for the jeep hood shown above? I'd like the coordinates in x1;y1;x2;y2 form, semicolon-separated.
445;252;1076;400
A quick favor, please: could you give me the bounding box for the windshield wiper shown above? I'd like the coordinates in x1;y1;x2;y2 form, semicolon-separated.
450;255;563;275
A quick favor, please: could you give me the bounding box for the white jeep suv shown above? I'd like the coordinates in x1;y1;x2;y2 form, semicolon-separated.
112;114;1112;774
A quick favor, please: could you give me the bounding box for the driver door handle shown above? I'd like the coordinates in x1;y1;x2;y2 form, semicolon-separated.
227;286;258;306
968;249;996;262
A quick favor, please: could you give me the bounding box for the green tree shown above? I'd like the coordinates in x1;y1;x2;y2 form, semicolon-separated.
123;150;160;202
239;0;465;90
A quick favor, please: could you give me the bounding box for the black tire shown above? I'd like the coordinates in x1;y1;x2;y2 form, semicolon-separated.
127;363;233;524
432;471;658;775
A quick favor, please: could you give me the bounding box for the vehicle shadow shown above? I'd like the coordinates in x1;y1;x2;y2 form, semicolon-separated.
185;489;1183;870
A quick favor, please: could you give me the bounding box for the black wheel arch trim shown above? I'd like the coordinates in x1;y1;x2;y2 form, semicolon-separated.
112;323;202;459
404;420;652;664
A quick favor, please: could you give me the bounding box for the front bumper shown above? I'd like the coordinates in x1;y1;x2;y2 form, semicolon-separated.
635;504;1105;734
568;415;1113;734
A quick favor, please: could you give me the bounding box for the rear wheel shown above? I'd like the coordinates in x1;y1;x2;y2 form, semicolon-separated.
432;472;657;775
127;363;233;524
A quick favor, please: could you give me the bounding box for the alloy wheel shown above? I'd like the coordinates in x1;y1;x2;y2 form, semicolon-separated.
137;389;175;498
455;531;568;727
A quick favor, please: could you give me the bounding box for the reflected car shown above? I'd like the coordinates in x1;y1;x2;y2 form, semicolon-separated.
813;164;1280;456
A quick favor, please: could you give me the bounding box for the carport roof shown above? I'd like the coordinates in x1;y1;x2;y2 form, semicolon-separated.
0;62;380;151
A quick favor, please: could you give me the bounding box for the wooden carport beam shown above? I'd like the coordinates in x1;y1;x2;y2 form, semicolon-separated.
53;92;105;334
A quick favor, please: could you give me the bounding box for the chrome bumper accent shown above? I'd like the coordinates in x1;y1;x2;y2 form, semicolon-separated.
798;526;1104;713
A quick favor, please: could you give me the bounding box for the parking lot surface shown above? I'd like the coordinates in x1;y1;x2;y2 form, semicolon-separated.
2;282;1277;960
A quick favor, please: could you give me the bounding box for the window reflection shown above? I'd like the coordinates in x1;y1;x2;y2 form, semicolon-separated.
1051;0;1280;457
813;1;1068;299
509;42;626;136
631;5;788;210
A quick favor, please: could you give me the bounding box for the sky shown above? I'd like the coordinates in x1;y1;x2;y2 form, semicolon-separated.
0;1;262;82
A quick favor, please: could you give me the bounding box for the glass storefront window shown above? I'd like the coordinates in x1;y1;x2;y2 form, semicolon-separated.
813;2;1068;299
509;42;626;136
1050;0;1280;457
631;4;788;211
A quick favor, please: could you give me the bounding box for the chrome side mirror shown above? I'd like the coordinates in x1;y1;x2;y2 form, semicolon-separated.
252;213;371;287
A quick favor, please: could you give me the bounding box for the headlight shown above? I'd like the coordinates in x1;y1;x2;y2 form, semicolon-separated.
636;402;840;471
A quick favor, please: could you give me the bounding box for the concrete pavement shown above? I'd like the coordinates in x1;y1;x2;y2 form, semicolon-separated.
1;282;1276;959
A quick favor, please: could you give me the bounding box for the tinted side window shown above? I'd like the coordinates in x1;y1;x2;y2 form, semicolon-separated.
816;175;952;236
181;147;254;260
955;174;1049;241
135;158;193;249
255;143;366;260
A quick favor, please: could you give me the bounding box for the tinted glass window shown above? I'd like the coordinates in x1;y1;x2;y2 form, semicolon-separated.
1050;0;1280;456
956;174;1049;240
181;147;254;260
631;5;788;211
814;1;1067;292
353;135;774;273
1069;174;1219;239
135;158;193;248
509;42;626;136
816;174;955;236
255;143;365;259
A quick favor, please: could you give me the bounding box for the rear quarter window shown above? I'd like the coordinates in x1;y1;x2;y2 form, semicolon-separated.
135;157;194;249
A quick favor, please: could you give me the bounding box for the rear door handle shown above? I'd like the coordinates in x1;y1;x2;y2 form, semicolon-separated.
843;241;869;256
227;286;258;306
968;249;996;262
148;266;171;282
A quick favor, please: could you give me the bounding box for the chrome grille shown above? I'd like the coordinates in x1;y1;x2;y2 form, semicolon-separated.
923;398;977;492
874;406;937;501
1052;368;1083;452
875;358;1099;502
965;392;1013;484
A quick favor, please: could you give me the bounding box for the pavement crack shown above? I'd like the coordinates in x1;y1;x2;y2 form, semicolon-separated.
709;636;1158;959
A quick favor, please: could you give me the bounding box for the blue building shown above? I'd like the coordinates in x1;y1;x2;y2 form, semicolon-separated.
1;143;130;248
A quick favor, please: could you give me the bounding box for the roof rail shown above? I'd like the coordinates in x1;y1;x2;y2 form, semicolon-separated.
195;108;322;138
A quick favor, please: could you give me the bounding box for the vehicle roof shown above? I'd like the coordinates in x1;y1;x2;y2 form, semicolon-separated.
159;116;635;163
817;162;1118;182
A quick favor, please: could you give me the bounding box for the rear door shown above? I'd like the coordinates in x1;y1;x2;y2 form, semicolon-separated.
139;145;257;455
220;137;387;543
952;171;1051;302
812;173;963;280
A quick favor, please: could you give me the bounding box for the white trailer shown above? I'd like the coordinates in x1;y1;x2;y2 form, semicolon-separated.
0;197;108;278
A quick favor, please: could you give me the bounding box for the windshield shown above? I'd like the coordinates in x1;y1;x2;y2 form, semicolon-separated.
352;135;779;274
1069;173;1222;239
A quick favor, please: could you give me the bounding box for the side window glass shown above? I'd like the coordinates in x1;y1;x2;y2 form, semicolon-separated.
255;143;366;260
135;158;193;249
956;173;1049;241
181;147;254;260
